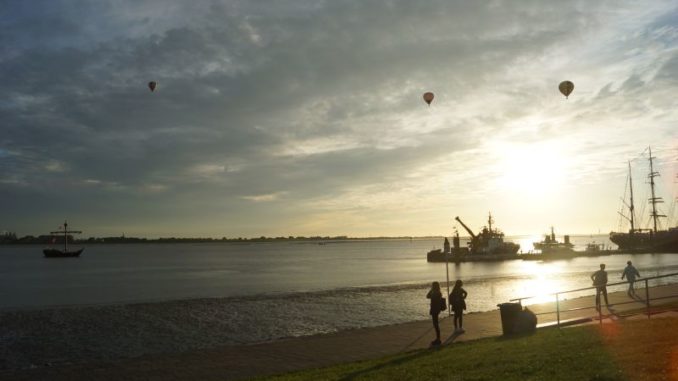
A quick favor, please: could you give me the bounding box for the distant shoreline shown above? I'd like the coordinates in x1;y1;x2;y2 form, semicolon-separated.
0;235;443;245
0;233;613;245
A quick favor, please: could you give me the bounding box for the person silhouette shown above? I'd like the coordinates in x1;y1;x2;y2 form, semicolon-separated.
621;261;641;296
426;282;444;346
449;280;468;333
591;263;609;310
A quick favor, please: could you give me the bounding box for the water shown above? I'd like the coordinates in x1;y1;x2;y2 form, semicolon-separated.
1;236;677;347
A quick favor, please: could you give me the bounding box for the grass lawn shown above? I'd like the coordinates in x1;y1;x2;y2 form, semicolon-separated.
256;317;678;381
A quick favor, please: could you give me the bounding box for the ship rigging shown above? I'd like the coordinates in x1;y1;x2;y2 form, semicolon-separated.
610;147;677;253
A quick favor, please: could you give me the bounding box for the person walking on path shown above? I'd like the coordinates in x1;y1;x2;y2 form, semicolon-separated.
591;263;609;310
621;261;641;296
449;280;468;333
426;282;444;346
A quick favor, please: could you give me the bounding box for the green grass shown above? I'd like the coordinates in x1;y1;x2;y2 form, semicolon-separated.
256;318;678;381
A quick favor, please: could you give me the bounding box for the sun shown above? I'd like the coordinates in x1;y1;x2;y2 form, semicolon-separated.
492;142;570;197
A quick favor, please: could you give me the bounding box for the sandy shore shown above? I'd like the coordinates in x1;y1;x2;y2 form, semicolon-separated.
0;297;286;370
1;283;677;381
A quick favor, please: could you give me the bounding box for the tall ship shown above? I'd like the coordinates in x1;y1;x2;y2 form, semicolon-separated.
455;213;520;255
609;147;678;253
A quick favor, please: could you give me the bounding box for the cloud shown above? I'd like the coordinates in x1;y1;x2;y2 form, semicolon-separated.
1;0;677;236
241;192;284;202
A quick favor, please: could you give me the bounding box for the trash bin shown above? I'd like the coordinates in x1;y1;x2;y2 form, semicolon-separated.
497;302;522;335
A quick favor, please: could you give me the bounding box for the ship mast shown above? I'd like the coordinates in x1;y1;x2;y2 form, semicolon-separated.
50;220;82;252
628;161;635;233
648;147;666;234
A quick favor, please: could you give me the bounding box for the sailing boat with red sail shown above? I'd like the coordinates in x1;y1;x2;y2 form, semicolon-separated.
43;221;84;258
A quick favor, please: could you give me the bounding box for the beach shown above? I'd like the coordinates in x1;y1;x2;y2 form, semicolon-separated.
2;283;677;381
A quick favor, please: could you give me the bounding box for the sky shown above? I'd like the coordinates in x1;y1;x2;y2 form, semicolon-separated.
1;0;677;238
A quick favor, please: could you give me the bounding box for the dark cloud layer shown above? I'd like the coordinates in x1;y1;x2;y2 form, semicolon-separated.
1;1;677;237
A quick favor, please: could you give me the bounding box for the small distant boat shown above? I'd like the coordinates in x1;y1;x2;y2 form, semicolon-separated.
43;221;84;258
533;227;574;255
584;242;604;253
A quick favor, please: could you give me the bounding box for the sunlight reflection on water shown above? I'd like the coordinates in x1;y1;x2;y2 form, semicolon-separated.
511;261;567;304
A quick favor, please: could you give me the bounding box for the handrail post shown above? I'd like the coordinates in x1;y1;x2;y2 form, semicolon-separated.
645;278;650;319
445;253;451;317
598;288;603;326
556;293;560;329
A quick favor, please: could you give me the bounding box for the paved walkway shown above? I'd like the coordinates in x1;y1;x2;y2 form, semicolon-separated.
2;283;677;381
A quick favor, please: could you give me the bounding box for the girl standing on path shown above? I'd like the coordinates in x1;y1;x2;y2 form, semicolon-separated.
426;281;443;345
449;280;468;333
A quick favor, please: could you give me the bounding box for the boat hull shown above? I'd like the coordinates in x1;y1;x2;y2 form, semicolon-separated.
609;229;678;253
520;250;614;261
427;253;520;263
536;246;574;255
43;248;84;258
426;247;523;263
427;248;470;262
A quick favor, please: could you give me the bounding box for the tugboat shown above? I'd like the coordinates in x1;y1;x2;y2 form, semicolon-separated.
609;147;678;253
455;213;520;256
43;221;84;258
533;227;574;255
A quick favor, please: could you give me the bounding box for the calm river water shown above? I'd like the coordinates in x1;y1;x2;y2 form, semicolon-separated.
2;236;677;310
1;236;678;355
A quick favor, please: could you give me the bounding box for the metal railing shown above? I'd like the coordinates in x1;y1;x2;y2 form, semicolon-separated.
509;272;678;328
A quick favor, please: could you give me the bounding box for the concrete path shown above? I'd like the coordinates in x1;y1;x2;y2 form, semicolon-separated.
2;283;677;381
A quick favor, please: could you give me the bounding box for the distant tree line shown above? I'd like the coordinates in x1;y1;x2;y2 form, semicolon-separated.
0;232;77;244
0;232;434;245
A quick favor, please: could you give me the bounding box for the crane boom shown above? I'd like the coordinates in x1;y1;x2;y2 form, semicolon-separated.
454;216;476;239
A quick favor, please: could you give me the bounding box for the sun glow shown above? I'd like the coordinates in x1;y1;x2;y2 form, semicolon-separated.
515;235;543;253
493;142;570;197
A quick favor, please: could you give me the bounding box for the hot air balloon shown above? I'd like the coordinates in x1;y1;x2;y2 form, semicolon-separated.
423;92;434;106
148;81;157;92
558;81;574;99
